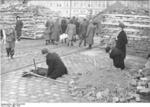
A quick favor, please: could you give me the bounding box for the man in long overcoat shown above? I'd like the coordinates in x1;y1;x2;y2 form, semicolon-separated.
15;16;23;41
79;18;88;47
86;21;96;49
65;20;76;46
41;48;68;79
51;18;62;44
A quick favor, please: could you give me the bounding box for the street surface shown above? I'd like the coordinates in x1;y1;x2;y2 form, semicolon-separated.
1;37;147;103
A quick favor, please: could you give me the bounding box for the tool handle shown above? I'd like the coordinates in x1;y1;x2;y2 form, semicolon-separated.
33;59;37;70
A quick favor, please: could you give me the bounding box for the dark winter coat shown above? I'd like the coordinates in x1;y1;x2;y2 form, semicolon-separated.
51;20;62;41
110;47;125;70
61;19;67;33
115;30;128;59
79;21;88;39
46;52;68;79
75;21;80;35
15;20;23;37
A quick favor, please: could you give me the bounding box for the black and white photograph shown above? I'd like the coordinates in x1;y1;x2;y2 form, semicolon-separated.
0;0;150;106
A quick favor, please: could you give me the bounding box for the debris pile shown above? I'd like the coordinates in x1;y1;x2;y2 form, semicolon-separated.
0;3;59;39
130;67;150;100
67;67;148;102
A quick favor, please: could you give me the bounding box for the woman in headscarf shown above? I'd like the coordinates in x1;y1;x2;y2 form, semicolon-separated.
106;22;128;70
115;21;128;60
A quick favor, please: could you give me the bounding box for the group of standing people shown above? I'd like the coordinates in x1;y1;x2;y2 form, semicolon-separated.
44;16;98;49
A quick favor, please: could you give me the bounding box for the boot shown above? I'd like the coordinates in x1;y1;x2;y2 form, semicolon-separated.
10;49;14;59
6;48;10;57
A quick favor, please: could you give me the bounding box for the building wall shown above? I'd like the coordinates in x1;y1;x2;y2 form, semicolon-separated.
28;0;114;17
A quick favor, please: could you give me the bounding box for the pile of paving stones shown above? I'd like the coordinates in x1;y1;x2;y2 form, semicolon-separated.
67;58;150;103
0;3;58;39
67;67;145;103
130;68;150;97
68;77;141;103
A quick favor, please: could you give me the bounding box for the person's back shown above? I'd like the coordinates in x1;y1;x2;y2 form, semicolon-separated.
116;30;127;50
46;52;68;79
61;19;67;33
66;23;76;36
80;20;88;35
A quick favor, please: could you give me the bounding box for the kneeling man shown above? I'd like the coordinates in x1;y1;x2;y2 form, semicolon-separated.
42;48;68;79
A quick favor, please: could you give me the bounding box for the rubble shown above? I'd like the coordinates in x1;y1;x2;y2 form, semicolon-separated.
0;3;59;39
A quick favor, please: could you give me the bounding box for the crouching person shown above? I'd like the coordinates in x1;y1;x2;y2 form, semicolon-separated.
5;27;16;59
106;46;125;70
41;48;68;79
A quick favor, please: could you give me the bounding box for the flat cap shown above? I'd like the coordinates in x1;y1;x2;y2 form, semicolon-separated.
41;48;49;54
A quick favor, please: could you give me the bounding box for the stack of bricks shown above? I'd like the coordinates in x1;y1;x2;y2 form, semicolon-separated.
0;3;57;39
98;14;150;57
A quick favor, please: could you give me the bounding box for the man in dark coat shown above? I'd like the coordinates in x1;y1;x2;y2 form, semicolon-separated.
60;19;68;43
61;19;67;34
51;18;62;44
15;16;23;41
42;48;68;79
79;18;88;47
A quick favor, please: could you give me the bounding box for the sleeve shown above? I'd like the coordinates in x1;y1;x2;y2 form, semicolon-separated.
46;58;54;76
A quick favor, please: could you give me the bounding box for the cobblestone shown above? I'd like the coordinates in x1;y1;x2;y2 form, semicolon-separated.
1;37;147;103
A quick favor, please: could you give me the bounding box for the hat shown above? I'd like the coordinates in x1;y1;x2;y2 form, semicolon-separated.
41;48;49;54
119;21;125;28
